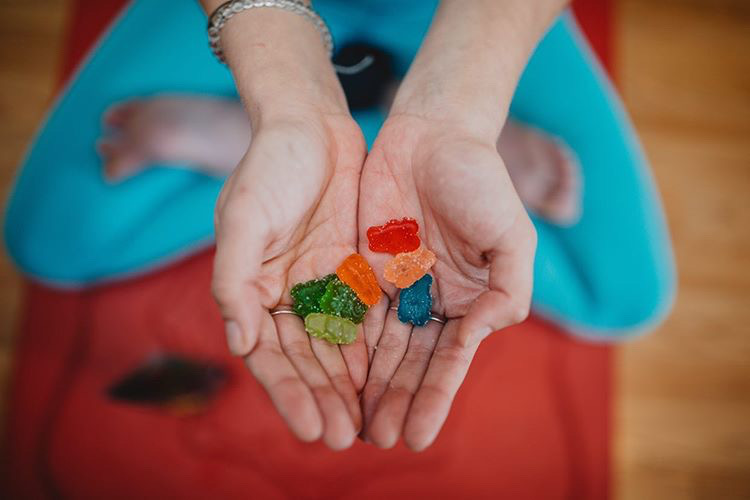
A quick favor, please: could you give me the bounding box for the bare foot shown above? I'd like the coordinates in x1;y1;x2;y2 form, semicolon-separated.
98;96;250;180
498;121;582;226
100;96;581;226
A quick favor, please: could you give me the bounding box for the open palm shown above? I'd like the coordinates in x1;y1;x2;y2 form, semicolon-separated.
212;115;368;450
358;114;537;450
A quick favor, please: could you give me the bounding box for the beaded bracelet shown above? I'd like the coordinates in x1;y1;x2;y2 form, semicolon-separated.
207;0;334;63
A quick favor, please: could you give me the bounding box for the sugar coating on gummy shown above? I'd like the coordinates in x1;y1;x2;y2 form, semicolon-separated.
319;276;368;324
398;274;433;326
304;313;358;344
290;274;336;317
383;246;437;289
336;253;381;306
367;218;421;255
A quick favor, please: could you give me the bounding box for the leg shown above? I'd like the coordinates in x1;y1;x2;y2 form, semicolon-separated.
1;0;456;287
3;0;362;287
316;2;659;337
4;1;234;287
510;13;676;338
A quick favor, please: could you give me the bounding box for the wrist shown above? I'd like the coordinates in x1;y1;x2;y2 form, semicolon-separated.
391;0;565;141
218;7;348;127
240;66;348;130
390;79;513;143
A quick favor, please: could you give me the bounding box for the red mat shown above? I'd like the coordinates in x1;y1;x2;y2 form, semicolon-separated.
4;1;614;498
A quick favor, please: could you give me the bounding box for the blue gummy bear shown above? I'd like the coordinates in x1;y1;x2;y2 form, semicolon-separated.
397;274;433;327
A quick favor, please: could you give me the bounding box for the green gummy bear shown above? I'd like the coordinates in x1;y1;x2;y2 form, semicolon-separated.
290;274;336;317
319;277;368;324
304;313;357;345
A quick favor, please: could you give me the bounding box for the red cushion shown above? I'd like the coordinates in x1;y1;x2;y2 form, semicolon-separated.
4;1;614;498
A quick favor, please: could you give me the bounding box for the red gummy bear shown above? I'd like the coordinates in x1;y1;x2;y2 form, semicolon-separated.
367;218;421;255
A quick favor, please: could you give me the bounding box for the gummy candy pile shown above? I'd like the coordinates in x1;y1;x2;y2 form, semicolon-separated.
291;253;380;345
290;218;436;345
369;218;435;327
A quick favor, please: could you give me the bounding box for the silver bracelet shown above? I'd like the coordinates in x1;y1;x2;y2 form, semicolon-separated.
207;0;334;63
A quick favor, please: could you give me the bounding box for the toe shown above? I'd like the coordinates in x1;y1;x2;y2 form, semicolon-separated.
98;138;146;181
103;100;140;127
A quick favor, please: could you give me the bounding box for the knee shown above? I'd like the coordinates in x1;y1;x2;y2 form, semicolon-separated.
572;258;677;341
4;185;110;286
5;209;84;287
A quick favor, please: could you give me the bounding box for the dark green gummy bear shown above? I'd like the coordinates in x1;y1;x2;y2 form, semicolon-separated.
319;276;368;324
291;274;336;317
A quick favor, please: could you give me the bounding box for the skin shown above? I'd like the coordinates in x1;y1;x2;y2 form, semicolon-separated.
200;0;567;450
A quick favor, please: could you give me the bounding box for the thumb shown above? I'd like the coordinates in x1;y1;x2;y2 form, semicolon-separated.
458;214;536;346
212;200;268;356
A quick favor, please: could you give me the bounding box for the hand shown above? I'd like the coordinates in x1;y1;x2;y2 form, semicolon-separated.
205;3;372;450
212;113;368;450
358;113;537;450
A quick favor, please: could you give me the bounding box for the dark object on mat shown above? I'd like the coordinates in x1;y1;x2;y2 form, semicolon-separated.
108;354;227;415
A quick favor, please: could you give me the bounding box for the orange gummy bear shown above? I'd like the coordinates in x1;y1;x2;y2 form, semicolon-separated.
336;253;381;306
383;247;437;289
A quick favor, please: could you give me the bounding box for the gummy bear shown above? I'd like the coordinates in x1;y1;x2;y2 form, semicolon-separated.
319;276;368;324
367;218;421;255
383;246;437;289
336;253;381;306
305;313;358;344
398;274;433;326
290;274;336;317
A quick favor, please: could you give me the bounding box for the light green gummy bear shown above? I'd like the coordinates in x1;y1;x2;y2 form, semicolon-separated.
304;313;357;345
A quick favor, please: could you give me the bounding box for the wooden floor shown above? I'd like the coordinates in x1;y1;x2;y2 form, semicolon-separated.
0;1;748;498
0;0;69;436
615;1;750;498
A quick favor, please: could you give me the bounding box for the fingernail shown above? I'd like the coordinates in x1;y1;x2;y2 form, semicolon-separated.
225;321;244;355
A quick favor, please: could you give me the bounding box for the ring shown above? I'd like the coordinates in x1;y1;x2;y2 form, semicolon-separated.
270;306;297;317
388;305;447;325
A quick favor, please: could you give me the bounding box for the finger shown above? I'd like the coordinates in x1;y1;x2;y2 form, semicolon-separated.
275;314;357;450
458;213;536;346
338;324;369;393
361;294;390;364
366;320;442;449
212;193;268;356
245;313;323;443
360;307;411;435
402;320;480;451
309;334;363;432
